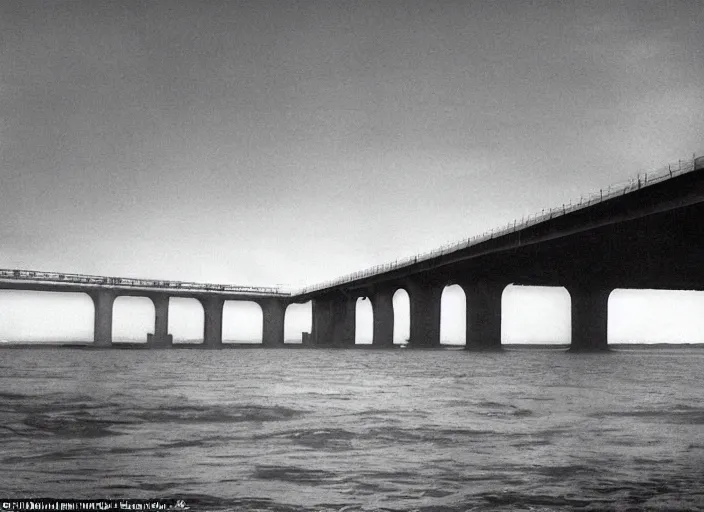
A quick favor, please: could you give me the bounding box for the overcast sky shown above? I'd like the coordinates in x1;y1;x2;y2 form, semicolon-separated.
1;1;703;343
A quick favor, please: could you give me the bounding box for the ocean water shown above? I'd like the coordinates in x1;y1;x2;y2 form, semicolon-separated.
0;347;703;511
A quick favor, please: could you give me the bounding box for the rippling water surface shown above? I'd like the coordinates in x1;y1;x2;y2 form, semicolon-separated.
1;347;703;511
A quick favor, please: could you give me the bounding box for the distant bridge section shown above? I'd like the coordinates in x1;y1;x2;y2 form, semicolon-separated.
0;269;290;298
0;269;293;349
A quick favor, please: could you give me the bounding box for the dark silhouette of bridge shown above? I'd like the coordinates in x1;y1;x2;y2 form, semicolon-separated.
2;155;703;350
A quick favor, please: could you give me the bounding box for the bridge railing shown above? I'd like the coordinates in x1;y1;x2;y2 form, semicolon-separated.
297;154;702;295
0;269;288;296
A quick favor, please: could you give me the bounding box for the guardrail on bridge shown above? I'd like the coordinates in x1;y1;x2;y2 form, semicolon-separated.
0;269;289;296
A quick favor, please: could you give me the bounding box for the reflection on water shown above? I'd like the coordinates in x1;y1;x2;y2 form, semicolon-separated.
0;348;703;511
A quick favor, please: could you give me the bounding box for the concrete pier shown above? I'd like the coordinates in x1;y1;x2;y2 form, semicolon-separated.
332;296;355;346
463;281;504;350
570;285;611;351
260;298;286;347
311;294;355;346
91;290;115;347
408;281;442;347
148;295;172;347
311;297;331;346
201;297;224;348
371;289;394;346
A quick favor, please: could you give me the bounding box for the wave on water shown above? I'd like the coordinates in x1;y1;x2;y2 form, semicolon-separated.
22;413;129;438
132;404;304;424
590;406;704;425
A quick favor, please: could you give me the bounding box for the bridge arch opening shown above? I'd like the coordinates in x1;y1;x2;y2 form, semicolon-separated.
441;285;466;346
392;289;410;345
503;285;570;345
112;296;154;344
609;289;704;344
284;301;312;344
355;297;373;345
0;290;93;344
223;300;263;344
169;297;205;344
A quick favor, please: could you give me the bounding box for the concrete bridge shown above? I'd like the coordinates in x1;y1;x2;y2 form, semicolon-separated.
0;271;290;348
2;155;703;350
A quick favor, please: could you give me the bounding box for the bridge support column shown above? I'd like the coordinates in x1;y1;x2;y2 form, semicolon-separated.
569;285;611;351
311;297;333;346
91;290;115;348
371;289;394;347
148;295;172;347
260;298;286;347
332;296;356;346
201;297;224;349
311;294;355;347
408;282;442;347
463;281;504;350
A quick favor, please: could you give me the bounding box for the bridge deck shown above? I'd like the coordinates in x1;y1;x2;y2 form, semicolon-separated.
0;269;290;297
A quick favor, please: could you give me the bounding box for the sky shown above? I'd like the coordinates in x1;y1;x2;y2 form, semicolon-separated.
1;0;704;343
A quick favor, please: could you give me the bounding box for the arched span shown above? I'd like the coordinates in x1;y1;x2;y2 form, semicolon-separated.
113;296;154;343
392;288;410;345
169;297;204;344
609;289;704;344
223;300;263;344
503;285;570;345
284;301;312;344
355;296;373;345
441;284;466;345
0;290;93;343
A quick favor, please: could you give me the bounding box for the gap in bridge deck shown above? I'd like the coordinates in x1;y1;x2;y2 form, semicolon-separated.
112;296;153;344
502;285;571;345
284;302;311;344
223;301;262;344
169;297;204;345
0;290;93;344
